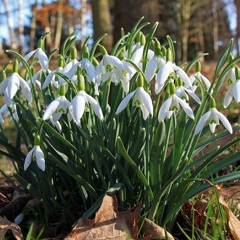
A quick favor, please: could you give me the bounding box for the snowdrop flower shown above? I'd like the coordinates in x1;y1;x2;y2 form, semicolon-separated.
189;61;211;91
224;79;240;108
0;101;19;123
71;73;103;125
158;94;195;122
42;56;66;89
42;85;72;122
155;49;191;94
176;79;201;105
158;82;195;121
195;107;232;134
79;58;96;83
21;37;49;70
189;71;211;91
223;67;236;84
96;45;124;82
0;60;32;102
116;78;153;120
50;116;62;132
223;67;240;108
71;90;103;125
125;41;154;67
145;56;166;82
24;135;45;171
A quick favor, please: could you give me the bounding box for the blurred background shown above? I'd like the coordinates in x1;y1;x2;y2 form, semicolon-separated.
0;0;238;63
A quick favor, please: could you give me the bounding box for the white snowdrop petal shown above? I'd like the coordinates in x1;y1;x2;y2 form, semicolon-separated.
116;91;136;114
158;97;172;122
8;73;20;99
195;111;211;135
24;148;34;171
216;110;233;134
43;99;61;120
35;146;45;171
85;93;104;120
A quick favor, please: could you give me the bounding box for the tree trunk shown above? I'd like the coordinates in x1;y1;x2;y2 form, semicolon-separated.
91;0;113;52
54;0;64;50
2;0;17;50
113;0;159;43
234;0;240;55
18;0;24;54
30;4;37;51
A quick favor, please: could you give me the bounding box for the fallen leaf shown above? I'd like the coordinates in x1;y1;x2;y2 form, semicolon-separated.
0;216;23;240
142;218;174;240
218;195;240;240
65;194;141;240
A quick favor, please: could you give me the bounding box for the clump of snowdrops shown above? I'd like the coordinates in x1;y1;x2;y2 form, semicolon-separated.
0;19;240;232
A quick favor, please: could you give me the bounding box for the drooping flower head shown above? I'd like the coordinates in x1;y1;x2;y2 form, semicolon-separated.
24;135;45;171
42;84;72;122
195;97;232;135
20;37;49;70
223;66;240;108
158;81;195;122
116;74;153;120
71;72;103;126
0;60;32;102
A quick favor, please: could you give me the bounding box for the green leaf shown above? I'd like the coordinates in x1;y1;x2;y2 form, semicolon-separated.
117;136;153;199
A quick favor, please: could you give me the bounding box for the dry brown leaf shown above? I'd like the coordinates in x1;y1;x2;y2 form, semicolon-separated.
0;216;23;240
65;194;141;240
142;218;174;240
218;195;240;240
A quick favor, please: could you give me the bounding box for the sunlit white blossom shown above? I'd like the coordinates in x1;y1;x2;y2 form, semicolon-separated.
24;145;45;171
195;107;232;134
71;90;103;125
189;71;211;91
158;94;195;122
223;80;240;108
0;73;32;102
42;96;72;122
22;48;49;70
176;85;201;105
145;56;166;82
116;87;153;120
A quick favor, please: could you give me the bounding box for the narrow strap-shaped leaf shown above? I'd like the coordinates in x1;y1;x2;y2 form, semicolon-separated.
117;136;153;199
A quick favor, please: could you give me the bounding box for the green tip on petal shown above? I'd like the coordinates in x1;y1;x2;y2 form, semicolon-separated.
70;47;78;60
59;84;66;96
137;74;144;88
37;38;45;49
58;55;65;67
196;61;201;72
77;67;85;91
34;134;41;146
166;49;173;62
210;96;216;108
81;45;89;59
154;38;161;56
139;32;146;46
235;66;240;79
0;70;6;81
168;81;176;95
13;59;19;73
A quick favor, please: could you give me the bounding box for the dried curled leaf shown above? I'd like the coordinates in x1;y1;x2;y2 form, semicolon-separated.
142;218;174;240
65;194;141;240
218;195;240;240
0;216;23;240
